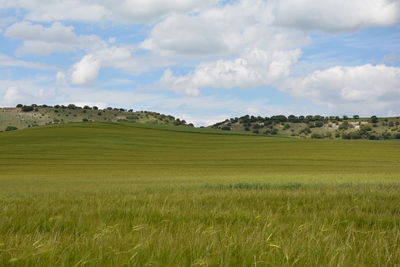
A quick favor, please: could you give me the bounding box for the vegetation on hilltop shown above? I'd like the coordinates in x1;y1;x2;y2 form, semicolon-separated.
212;114;400;140
0;104;193;132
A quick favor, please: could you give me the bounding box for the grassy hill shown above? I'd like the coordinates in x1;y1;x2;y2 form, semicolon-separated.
0;123;399;266
212;114;400;140
0;104;193;132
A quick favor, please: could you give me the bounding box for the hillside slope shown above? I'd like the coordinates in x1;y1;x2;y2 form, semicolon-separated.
1;122;399;182
211;115;400;140
0;104;193;132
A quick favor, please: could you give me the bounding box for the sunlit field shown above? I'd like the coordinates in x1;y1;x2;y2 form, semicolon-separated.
1;123;399;266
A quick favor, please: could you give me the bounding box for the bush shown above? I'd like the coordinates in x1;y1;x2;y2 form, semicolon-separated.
5;126;18;131
16;104;23;108
82;118;89;122
395;133;400;139
21;105;34;112
221;126;231;131
311;133;324;139
314;121;324;128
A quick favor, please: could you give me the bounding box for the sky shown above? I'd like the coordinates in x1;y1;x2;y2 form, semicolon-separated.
0;0;399;126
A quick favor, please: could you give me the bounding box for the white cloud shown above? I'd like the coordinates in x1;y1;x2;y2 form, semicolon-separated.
0;0;217;24
272;0;400;32
282;64;400;115
69;55;101;85
2;87;33;106
160;49;301;95
141;0;308;57
0;53;54;70
5;21;102;55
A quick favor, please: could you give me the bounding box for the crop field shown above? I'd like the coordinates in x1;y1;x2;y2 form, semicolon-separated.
0;123;399;266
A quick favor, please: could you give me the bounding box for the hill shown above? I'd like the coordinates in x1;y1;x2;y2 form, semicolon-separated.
2;122;399;180
211;114;400;140
0;104;193;132
1;123;400;266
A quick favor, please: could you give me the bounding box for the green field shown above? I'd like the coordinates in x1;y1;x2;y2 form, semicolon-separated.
0;123;399;266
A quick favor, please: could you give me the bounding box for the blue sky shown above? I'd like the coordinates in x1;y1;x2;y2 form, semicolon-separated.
0;0;399;125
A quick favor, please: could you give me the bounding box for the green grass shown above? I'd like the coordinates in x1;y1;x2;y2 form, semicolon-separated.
0;123;399;266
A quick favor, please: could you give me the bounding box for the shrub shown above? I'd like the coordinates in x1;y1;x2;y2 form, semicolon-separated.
395;133;400;139
82;118;89;122
311;133;324;139
16;104;23;108
221;126;231;131
314;121;324;128
5;126;18;131
21;105;34;112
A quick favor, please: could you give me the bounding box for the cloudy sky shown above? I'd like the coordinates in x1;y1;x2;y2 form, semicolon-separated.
0;0;399;125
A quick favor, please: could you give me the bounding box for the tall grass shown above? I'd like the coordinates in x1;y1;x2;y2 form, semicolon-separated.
0;123;399;266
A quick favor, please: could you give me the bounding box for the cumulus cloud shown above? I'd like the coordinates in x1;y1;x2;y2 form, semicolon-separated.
272;0;400;32
5;21;102;55
70;55;101;85
0;53;54;70
141;0;308;57
282;64;400;115
160;49;301;95
2;87;33;106
0;0;217;24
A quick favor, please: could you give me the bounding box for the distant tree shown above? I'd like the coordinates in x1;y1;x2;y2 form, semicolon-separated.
221;126;231;131
343;115;348;120
353;115;360;119
370;116;378;124
21;105;34;112
5;126;18;131
93;106;99;110
83;105;91;110
16;104;23;108
67;104;77;109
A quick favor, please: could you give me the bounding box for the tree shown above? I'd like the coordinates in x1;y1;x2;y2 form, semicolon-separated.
370;116;378;124
21;105;34;112
16;104;23;108
353;115;360;119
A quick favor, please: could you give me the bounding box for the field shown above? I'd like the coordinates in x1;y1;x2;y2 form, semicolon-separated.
0;123;399;266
